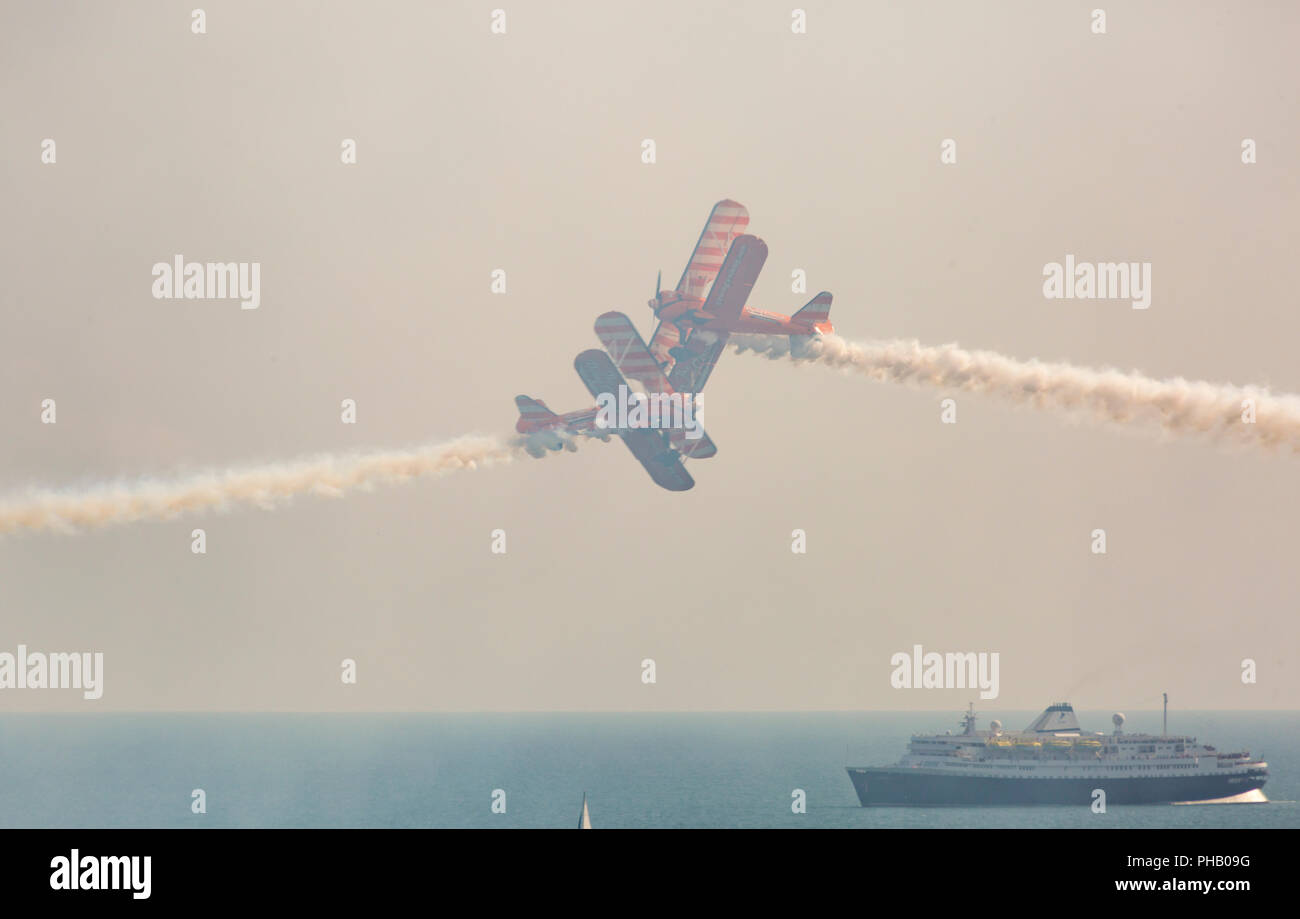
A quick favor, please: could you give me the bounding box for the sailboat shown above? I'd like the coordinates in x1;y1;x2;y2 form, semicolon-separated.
578;792;592;829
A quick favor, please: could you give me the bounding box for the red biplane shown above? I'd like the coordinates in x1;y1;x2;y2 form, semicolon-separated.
515;200;833;490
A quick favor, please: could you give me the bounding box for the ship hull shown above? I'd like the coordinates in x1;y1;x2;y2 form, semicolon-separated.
846;766;1268;806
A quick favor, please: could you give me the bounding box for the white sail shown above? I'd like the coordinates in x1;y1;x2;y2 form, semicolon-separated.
579;793;592;829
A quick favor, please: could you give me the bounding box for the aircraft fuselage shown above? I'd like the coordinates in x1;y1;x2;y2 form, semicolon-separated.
651;294;832;336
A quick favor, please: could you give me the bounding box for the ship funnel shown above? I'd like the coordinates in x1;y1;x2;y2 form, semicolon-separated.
1025;702;1081;734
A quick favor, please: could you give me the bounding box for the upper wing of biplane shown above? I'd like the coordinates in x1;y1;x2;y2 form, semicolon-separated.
666;234;768;393
674;199;750;300
593;311;716;459
573;349;695;492
648;200;750;369
696;234;767;327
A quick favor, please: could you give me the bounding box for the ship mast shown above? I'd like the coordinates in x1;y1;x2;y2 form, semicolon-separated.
960;702;977;735
1162;692;1168;738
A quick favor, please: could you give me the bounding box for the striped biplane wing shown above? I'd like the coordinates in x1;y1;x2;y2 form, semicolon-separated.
667;234;768;394
593;311;716;460
594;311;672;393
675;199;750;299
573;349;695;492
648;200;750;370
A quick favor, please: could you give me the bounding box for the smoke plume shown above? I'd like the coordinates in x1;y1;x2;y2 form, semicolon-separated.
735;334;1300;451
6;333;1295;536
0;435;521;535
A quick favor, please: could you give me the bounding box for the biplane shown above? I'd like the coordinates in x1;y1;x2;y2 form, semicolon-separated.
515;200;833;490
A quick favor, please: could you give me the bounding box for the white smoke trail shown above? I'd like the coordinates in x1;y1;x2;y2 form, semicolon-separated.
735;334;1300;452
8;333;1291;535
0;434;523;535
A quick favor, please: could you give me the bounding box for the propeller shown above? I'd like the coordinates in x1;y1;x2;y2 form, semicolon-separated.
650;270;665;315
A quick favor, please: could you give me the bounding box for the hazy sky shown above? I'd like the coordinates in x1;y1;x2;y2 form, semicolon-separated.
2;1;1297;711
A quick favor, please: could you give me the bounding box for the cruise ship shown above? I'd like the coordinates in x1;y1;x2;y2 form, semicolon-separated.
847;700;1269;806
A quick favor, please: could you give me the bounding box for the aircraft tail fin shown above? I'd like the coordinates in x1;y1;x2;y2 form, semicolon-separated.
515;396;570;456
514;395;559;431
791;291;833;332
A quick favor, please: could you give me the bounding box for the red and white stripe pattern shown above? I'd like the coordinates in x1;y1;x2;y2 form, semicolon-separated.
792;291;833;329
514;396;558;428
646;319;682;369
593;312;716;460
594;311;671;392
514;395;600;435
675;200;749;300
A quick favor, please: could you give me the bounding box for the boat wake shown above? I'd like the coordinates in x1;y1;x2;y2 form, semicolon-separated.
1171;789;1270;805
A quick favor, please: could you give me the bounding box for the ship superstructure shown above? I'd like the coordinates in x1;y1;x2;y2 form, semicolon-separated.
847;700;1268;806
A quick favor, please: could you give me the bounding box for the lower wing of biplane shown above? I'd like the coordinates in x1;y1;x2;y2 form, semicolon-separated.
514;311;715;490
593;311;716;460
572;349;696;492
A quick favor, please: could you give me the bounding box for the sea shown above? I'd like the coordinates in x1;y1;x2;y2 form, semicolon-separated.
0;711;1295;829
